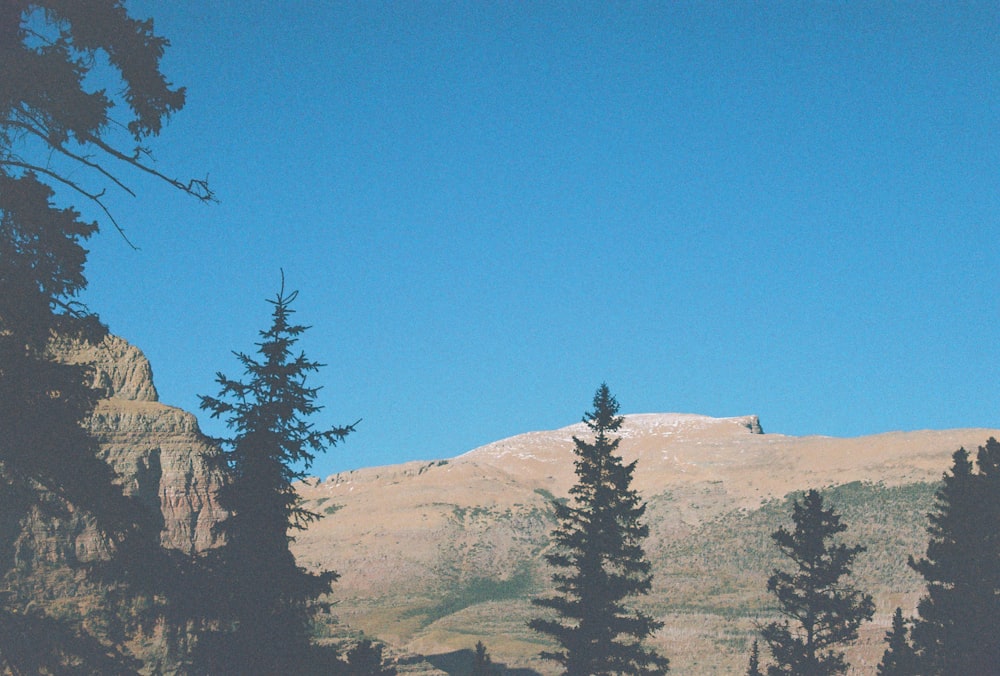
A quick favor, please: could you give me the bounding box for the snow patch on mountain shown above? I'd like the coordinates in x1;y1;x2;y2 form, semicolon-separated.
458;413;763;464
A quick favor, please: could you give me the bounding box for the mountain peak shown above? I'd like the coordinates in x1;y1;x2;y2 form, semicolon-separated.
53;333;159;402
456;412;763;468
295;415;1000;673
616;412;764;437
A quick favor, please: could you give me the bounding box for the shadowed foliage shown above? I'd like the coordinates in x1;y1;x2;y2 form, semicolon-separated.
423;647;542;676
1;1;205;670
1;0;213;244
908;438;1000;673
346;638;397;676
877;607;918;676
471;641;496;676
745;639;762;676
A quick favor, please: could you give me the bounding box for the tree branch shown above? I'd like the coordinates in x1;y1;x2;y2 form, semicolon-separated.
6;116;138;198
1;160;139;250
82;132;216;203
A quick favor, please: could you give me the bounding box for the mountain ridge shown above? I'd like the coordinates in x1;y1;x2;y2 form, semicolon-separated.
294;412;1000;673
27;334;1000;673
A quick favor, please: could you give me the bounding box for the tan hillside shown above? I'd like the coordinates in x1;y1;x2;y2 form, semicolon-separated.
294;414;1000;674
24;335;996;673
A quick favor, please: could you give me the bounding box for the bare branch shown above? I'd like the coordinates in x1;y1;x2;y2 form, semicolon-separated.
82;133;216;203
51;297;92;319
6;117;138;197
1;160;139;250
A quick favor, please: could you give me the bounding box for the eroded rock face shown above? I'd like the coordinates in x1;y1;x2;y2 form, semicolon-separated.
53;333;159;402
53;333;225;553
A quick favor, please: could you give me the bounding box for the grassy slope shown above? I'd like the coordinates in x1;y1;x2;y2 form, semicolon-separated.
312;480;939;674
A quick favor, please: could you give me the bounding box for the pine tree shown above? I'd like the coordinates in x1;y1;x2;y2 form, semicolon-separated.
877;607;918;676
529;383;669;675
346;638;397;676
193;278;356;674
760;489;874;676
908;440;1000;673
746;639;763;676
471;641;495;676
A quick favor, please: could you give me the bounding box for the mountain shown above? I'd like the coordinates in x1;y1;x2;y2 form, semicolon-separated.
4;334;227;671
51;333;226;554
294;413;1000;674
14;336;999;674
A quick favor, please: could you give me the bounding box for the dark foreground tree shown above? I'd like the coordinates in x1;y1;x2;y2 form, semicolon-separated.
193;279;356;674
1;0;213;243
529;384;669;675
746;639;763;676
345;638;397;676
877;607;918;676
760;489;874;676
908;439;1000;673
1;1;208;670
471;640;495;676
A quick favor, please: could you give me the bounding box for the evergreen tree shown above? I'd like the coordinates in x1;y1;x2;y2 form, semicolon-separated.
908;440;1000;673
1;0;199;562
529;384;669;675
193;279;356;674
1;2;205;670
471;640;495;676
346;638;397;676
760;489;874;676
746;639;763;676
877;607;918;676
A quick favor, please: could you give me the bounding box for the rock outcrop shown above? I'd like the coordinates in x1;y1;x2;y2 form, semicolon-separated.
53;333;225;553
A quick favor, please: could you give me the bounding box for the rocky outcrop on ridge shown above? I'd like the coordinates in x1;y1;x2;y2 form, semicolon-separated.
53;332;159;402
52;333;225;553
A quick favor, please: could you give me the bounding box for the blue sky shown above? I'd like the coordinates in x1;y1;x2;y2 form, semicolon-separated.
76;1;998;478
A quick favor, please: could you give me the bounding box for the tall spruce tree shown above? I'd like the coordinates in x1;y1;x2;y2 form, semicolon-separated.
529;384;669;675
877;607;918;676
908;439;1000;673
1;2;207;670
760;489;874;676
194;279;356;675
471;641;496;676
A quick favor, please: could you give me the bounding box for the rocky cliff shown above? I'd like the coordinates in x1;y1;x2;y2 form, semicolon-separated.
52;333;225;554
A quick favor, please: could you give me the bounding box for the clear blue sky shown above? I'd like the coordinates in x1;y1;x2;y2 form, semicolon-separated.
78;1;998;478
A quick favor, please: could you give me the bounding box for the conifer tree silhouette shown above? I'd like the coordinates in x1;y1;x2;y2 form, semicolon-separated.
877;607;918;676
194;278;356;674
345;638;397;676
908;439;1000;673
746;638;763;676
1;1;206;670
760;489;873;675
471;640;495;676
529;384;668;675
